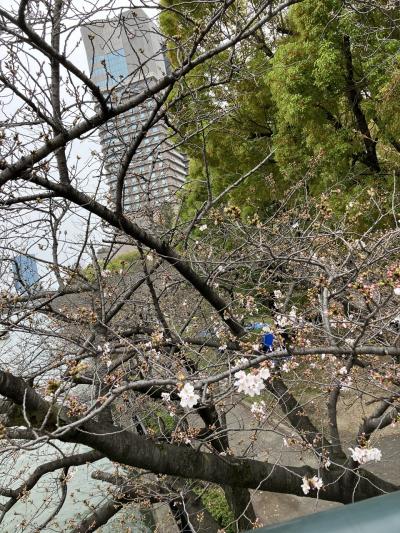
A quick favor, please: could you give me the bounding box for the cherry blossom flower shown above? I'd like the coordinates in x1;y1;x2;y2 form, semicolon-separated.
282;362;290;373
178;383;200;409
289;306;297;322
259;367;271;380
161;392;171;402
310;476;323;490
273;289;283;300
349;446;382;464
301;477;310;495
282;361;299;373
340;376;353;390
276;314;289;328
199;224;207;232
338;366;348;375
234;371;265;397
301;475;323;495
251;401;266;420
394;287;400;297
98;342;111;355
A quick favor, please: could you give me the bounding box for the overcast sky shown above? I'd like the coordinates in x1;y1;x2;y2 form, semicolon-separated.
0;1;165;284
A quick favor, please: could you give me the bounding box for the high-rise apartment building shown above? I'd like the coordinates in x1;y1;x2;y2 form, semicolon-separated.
81;9;187;216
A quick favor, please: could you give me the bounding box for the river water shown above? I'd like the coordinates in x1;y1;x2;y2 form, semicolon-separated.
0;332;153;532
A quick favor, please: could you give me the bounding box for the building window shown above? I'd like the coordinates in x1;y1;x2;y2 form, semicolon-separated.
92;48;128;88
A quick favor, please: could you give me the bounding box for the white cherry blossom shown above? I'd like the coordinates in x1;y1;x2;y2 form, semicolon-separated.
234;371;265;397
258;367;271;380
281;362;290;373
301;475;323;495
276;314;289;328
310;476;323;490
289;306;297;322
340;376;353;390
349;446;382;464
178;383;200;409
273;290;283;300
251;401;266;419
394;287;400;297
301;477;311;495
161;392;171;402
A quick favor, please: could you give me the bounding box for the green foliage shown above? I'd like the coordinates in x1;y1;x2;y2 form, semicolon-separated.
267;0;400;194
161;0;400;229
146;407;176;434
105;250;140;272
77;250;140;284
79;263;98;283
194;486;235;532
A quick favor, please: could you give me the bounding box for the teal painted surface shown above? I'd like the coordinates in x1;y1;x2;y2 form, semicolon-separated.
248;492;400;533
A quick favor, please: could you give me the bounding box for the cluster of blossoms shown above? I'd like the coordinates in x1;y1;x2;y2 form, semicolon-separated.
273;290;284;308
98;342;112;368
161;392;171;402
349;446;382;464
178;383;200;409
66;395;87;417
161;392;175;416
172;427;200;445
250;401;267;420
234;366;271;397
323;456;331;469
335;366;353;390
283;435;300;448
339;376;353;390
301;475;323;495
275;306;298;329
281;360;299;373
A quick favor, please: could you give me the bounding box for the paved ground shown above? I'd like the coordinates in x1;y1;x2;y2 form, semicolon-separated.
223;401;399;527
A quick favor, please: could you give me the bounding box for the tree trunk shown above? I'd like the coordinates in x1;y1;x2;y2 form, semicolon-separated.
224;486;258;532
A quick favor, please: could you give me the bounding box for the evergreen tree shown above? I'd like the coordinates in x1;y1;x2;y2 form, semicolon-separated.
162;0;400;225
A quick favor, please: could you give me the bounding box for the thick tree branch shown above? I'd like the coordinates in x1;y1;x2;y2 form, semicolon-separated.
343;34;380;172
